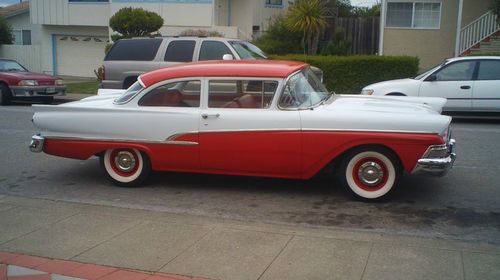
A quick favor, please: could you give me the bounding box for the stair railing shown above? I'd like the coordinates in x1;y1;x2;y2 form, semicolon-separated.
459;10;500;55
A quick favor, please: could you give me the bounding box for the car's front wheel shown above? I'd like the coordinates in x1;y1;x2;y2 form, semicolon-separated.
100;148;151;187
340;147;400;200
0;84;12;105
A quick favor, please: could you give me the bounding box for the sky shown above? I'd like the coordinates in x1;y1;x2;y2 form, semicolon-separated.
0;0;379;8
0;0;23;8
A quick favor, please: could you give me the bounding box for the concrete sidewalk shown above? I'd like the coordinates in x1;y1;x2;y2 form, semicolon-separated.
0;195;499;280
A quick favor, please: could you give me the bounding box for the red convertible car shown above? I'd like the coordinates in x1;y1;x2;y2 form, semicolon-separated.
0;59;66;105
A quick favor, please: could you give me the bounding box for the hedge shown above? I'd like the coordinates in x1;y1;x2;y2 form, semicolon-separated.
271;55;419;94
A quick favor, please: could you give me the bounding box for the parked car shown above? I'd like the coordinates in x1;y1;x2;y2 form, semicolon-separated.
30;60;455;200
0;59;66;105
361;56;500;113
100;37;323;89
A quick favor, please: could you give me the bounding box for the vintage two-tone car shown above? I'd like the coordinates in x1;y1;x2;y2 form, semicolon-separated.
29;60;456;200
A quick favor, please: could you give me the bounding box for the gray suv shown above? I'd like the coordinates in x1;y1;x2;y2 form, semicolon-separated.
102;37;272;89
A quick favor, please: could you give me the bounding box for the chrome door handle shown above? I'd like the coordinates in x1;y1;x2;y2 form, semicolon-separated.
201;113;220;119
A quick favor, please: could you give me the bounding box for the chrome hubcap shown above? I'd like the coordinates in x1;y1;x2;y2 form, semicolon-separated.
114;151;136;172
357;162;384;186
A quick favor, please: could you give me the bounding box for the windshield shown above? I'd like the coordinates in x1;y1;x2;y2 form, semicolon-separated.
0;60;27;72
278;68;332;110
413;64;442;80
114;81;144;104
229;41;267;60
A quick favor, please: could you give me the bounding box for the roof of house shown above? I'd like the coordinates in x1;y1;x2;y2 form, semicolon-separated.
0;1;29;18
139;60;308;87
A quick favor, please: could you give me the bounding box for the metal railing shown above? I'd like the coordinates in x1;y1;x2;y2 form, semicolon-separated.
459;10;500;55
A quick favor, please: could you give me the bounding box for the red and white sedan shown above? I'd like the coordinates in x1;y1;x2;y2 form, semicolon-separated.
30;60;456;200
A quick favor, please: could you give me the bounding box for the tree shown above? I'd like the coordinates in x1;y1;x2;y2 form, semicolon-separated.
109;7;164;41
0;16;14;45
285;0;330;55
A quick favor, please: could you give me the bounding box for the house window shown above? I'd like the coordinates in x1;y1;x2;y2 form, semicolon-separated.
386;1;441;29
265;0;283;7
13;30;31;45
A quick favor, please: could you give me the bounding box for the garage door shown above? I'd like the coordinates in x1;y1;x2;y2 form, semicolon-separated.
56;35;108;77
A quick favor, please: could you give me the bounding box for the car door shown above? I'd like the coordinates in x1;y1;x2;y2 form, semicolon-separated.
198;78;302;178
419;60;477;111
134;79;202;171
472;59;500;112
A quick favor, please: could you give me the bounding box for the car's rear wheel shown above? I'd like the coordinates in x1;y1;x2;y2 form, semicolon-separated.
340;147;400;200
100;148;151;187
0;84;12;105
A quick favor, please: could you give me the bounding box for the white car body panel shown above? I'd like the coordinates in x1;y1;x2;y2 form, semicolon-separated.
362;56;500;112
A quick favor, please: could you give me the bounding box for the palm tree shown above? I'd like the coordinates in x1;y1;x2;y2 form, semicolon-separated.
285;0;329;55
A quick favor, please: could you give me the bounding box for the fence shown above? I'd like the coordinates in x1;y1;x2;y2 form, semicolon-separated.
0;44;42;73
324;17;380;55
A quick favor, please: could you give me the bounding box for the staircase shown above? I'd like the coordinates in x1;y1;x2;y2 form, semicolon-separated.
469;33;500;55
459;10;500;56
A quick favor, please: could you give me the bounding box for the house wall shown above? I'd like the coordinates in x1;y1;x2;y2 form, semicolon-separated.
230;0;254;40
382;0;458;70
6;12;42;44
253;1;287;32
461;0;492;27
30;0;109;26
1;12;43;72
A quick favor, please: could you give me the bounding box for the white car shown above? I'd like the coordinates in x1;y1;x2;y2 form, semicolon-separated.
29;60;455;201
361;56;500;112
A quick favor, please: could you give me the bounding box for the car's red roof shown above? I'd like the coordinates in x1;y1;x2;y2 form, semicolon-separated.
139;60;308;87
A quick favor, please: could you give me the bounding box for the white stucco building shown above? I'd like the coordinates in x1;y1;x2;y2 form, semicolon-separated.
1;0;288;77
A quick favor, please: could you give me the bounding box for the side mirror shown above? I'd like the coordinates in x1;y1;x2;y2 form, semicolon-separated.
425;74;437;82
222;54;234;61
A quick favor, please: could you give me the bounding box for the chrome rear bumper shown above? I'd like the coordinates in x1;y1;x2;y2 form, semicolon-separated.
29;135;45;153
412;139;456;176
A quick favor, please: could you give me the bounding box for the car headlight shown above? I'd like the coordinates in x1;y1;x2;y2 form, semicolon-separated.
361;89;374;95
55;79;64;86
18;80;39;86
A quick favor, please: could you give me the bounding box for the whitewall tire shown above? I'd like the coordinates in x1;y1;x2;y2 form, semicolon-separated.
101;148;151;187
341;148;400;200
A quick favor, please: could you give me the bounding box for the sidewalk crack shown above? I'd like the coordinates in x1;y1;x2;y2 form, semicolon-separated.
360;243;374;280
257;234;294;280
69;219;145;260
157;225;217;273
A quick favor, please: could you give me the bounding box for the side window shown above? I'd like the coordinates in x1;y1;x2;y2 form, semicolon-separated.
164;40;196;62
104;39;162;61
199;41;232;61
435;61;476;81
139;80;201;107
208;80;278;109
477;60;500;80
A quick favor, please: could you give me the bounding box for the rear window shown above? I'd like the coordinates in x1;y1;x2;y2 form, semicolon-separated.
105;39;162;61
164;40;196;62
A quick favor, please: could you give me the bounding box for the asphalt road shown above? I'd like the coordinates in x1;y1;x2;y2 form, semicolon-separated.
1;104;499;244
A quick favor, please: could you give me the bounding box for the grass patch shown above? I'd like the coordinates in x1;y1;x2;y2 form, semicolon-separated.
65;80;100;94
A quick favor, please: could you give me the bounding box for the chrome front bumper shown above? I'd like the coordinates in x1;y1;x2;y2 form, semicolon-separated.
29;135;45;153
412;139;456;176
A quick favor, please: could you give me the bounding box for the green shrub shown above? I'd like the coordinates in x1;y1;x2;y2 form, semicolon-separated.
109;7;164;40
253;16;303;55
0;16;14;45
321;27;351;56
271;55;419;94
